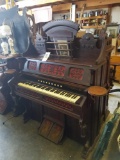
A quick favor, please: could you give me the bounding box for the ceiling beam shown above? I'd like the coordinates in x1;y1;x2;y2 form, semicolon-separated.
75;0;120;9
16;0;120;9
16;0;69;8
52;3;72;12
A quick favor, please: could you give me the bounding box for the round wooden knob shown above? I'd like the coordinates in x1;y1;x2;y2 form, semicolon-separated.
4;69;16;75
88;86;108;96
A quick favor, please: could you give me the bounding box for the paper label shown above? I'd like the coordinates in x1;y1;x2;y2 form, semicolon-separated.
42;52;50;61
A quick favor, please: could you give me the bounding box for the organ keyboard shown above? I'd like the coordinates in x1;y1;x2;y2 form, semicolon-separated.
18;81;81;104
14;71;87;120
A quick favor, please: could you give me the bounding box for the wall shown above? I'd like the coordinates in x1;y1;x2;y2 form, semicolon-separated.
0;0;5;5
111;6;120;24
53;12;70;20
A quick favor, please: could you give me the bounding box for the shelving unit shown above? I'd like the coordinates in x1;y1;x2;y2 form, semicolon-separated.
52;3;72;20
76;15;108;29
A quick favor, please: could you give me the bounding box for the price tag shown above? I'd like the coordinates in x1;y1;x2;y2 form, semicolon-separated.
42;52;50;61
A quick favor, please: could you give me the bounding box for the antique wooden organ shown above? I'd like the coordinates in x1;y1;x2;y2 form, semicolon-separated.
9;20;112;154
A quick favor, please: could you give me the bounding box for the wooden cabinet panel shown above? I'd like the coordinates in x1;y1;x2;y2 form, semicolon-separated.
110;56;120;81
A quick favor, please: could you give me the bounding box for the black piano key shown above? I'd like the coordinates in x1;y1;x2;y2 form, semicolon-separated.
50;89;56;92
65;93;72;97
40;86;47;89
35;85;41;88
37;84;44;88
59;91;62;95
60;91;65;95
45;87;52;91
65;93;70;97
28;83;34;86
60;91;66;95
24;82;29;84
33;84;38;87
54;90;61;94
36;85;41;87
71;95;78;99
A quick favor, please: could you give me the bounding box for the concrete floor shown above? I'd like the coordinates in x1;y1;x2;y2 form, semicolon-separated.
101;120;120;160
0;83;120;160
0;113;84;160
0;112;119;160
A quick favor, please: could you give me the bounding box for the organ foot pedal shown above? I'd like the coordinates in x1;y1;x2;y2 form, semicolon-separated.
38;118;64;144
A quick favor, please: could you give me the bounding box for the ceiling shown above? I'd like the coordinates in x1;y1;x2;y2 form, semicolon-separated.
0;0;5;5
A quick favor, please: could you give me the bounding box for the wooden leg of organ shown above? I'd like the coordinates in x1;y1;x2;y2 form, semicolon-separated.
83;86;108;157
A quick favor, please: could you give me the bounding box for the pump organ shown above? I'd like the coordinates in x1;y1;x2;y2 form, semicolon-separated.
9;20;112;154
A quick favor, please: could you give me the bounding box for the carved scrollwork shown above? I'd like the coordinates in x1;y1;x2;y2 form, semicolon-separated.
80;33;97;49
98;29;107;40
